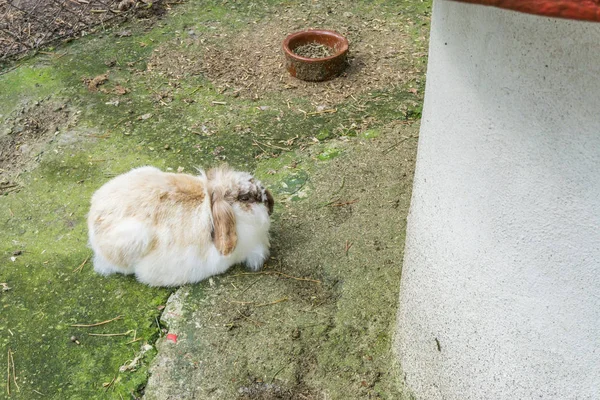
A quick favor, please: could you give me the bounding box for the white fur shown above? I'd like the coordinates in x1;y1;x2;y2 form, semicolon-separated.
131;203;270;287
87;166;271;287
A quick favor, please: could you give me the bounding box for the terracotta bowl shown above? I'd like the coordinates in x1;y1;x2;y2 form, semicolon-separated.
282;29;349;82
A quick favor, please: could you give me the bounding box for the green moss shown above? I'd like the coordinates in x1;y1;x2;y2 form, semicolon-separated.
0;66;63;116
316;129;332;141
317;147;342;161
0;169;173;398
361;129;381;139
1;0;430;397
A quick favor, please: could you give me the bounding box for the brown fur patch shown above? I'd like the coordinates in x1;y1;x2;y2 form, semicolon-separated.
165;174;205;203
265;189;274;215
212;196;237;255
147;235;160;253
99;243;128;268
238;202;252;212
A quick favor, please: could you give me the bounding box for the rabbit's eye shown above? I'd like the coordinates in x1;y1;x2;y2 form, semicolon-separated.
239;193;251;202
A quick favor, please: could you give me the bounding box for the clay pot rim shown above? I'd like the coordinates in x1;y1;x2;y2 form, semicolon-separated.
282;29;349;63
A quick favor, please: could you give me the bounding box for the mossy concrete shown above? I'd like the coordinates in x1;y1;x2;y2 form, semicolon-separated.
0;0;430;398
145;122;418;399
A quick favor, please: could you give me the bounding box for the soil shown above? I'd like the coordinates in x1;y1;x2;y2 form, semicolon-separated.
144;120;419;399
238;381;319;400
0;99;75;193
0;0;167;60
293;42;333;58
147;2;428;105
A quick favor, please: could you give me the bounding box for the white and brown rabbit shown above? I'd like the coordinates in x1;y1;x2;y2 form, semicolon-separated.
87;165;274;287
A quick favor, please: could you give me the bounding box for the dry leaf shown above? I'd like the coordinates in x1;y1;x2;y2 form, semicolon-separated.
86;73;109;91
114;85;130;95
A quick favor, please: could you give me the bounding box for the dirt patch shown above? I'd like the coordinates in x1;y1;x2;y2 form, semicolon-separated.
0;98;75;192
0;0;168;60
84;72;109;91
147;2;427;105
238;380;319;400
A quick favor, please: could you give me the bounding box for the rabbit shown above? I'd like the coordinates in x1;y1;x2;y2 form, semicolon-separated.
87;165;274;287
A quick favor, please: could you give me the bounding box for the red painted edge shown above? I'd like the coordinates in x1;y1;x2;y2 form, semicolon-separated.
448;0;600;22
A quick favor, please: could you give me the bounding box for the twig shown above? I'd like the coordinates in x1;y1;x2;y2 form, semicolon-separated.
72;255;90;273
383;135;415;154
227;297;288;307
283;135;299;146
268;271;321;284
237;277;263;296
186;86;202;96
306;108;337;116
227;300;254;305
252;140;291;152
320;177;346;207
229;271;321;284
112;117;129;128
71;315;122;328
6;348;9;396
0;28;32;48
235;309;263;326
345;240;353;256
0;63;21;77
103;376;116;391
0;188;20;196
6;349;18;394
88;330;133;337
9;350;18;392
271;365;287;383
155;317;162;337
333;176;345;195
148;82;165;96
1;187;21;195
128;329;137;342
330;199;359;207
255;297;288;307
252;140;268;154
211;101;227;105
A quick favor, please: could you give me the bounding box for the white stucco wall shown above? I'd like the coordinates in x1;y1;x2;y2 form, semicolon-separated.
395;2;600;399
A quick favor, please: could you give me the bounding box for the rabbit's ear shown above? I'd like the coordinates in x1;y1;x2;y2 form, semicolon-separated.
265;189;274;215
211;188;237;256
